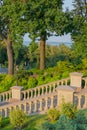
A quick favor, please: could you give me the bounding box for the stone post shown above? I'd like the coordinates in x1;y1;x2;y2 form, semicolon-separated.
34;100;37;112
39;99;42;111
83;94;87;108
50;97;54;108
5;108;8;117
11;86;23;101
70;72;83;89
78;95;81;109
45;97;48;111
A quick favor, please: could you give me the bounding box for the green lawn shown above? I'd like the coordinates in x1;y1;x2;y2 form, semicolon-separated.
0;114;47;130
1;109;87;130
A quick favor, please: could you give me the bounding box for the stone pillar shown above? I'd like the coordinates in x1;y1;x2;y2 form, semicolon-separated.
31;90;33;98
34;89;36;97
5;108;8;117
83;94;87;108
23;92;26;100
11;86;23;101
34;100;37;112
78;95;81;109
45;87;47;94
39;99;42;111
84;78;87;88
29;102;32;114
49;85;51;93
42;87;44;95
24;103;27;113
70;72;83;89
50;97;54;108
65;80;67;85
45;97;48;111
38;89;40;96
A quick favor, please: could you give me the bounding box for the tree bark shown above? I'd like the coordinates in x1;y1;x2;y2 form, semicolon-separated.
5;37;14;75
40;39;45;70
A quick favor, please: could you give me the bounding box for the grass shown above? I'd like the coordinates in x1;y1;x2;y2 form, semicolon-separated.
0;114;47;130
1;109;87;130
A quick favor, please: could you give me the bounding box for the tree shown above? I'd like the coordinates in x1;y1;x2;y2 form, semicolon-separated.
0;41;7;66
70;0;87;68
0;0;25;75
25;0;70;70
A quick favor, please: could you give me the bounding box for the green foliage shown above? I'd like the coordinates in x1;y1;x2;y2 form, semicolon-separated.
27;77;38;89
60;101;78;119
10;108;27;130
47;108;60;122
55;115;76;130
0;75;15;92
36;122;55;130
82;59;87;70
57;61;74;73
0;116;2;128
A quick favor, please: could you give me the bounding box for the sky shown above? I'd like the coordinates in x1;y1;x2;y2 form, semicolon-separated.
24;0;74;43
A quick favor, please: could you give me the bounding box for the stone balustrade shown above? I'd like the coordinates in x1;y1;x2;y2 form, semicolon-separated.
0;90;12;103
0;91;57;117
1;72;87;118
21;78;70;100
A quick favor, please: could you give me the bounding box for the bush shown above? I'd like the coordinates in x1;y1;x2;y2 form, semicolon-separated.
9;108;27;130
60;101;78;119
55;115;76;130
47;108;60;122
36;122;55;130
27;77;38;88
0;75;15;92
0;116;2;128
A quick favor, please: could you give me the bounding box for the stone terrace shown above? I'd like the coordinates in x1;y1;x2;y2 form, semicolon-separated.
0;72;87;117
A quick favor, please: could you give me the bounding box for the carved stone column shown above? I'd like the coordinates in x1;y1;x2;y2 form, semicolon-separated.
38;89;40;96
83;94;87;108
24;103;27;114
45;97;48;111
29;102;32;114
50;97;54;108
78;95;81;109
5;108;8;117
39;99;42;111
34;100;37;112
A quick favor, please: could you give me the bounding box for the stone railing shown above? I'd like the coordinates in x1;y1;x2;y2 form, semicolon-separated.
1;72;87;118
0;91;57;117
21;78;70;100
0;90;12;102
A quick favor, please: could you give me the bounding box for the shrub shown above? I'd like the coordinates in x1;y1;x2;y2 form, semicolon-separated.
0;75;15;92
36;122;55;130
0;116;2;128
47;108;60;122
9;108;27;130
27;77;38;88
60;101;78;119
55;115;76;130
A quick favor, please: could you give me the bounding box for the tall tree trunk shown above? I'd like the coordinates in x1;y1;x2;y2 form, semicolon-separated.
40;39;45;70
5;37;14;75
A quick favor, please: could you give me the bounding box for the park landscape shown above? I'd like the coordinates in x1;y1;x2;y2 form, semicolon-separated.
0;0;87;130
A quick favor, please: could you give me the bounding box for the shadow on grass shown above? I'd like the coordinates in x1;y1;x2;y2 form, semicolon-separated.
24;114;47;130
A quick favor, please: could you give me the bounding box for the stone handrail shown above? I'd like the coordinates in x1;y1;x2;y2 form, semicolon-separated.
0;90;12;102
21;77;70;100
